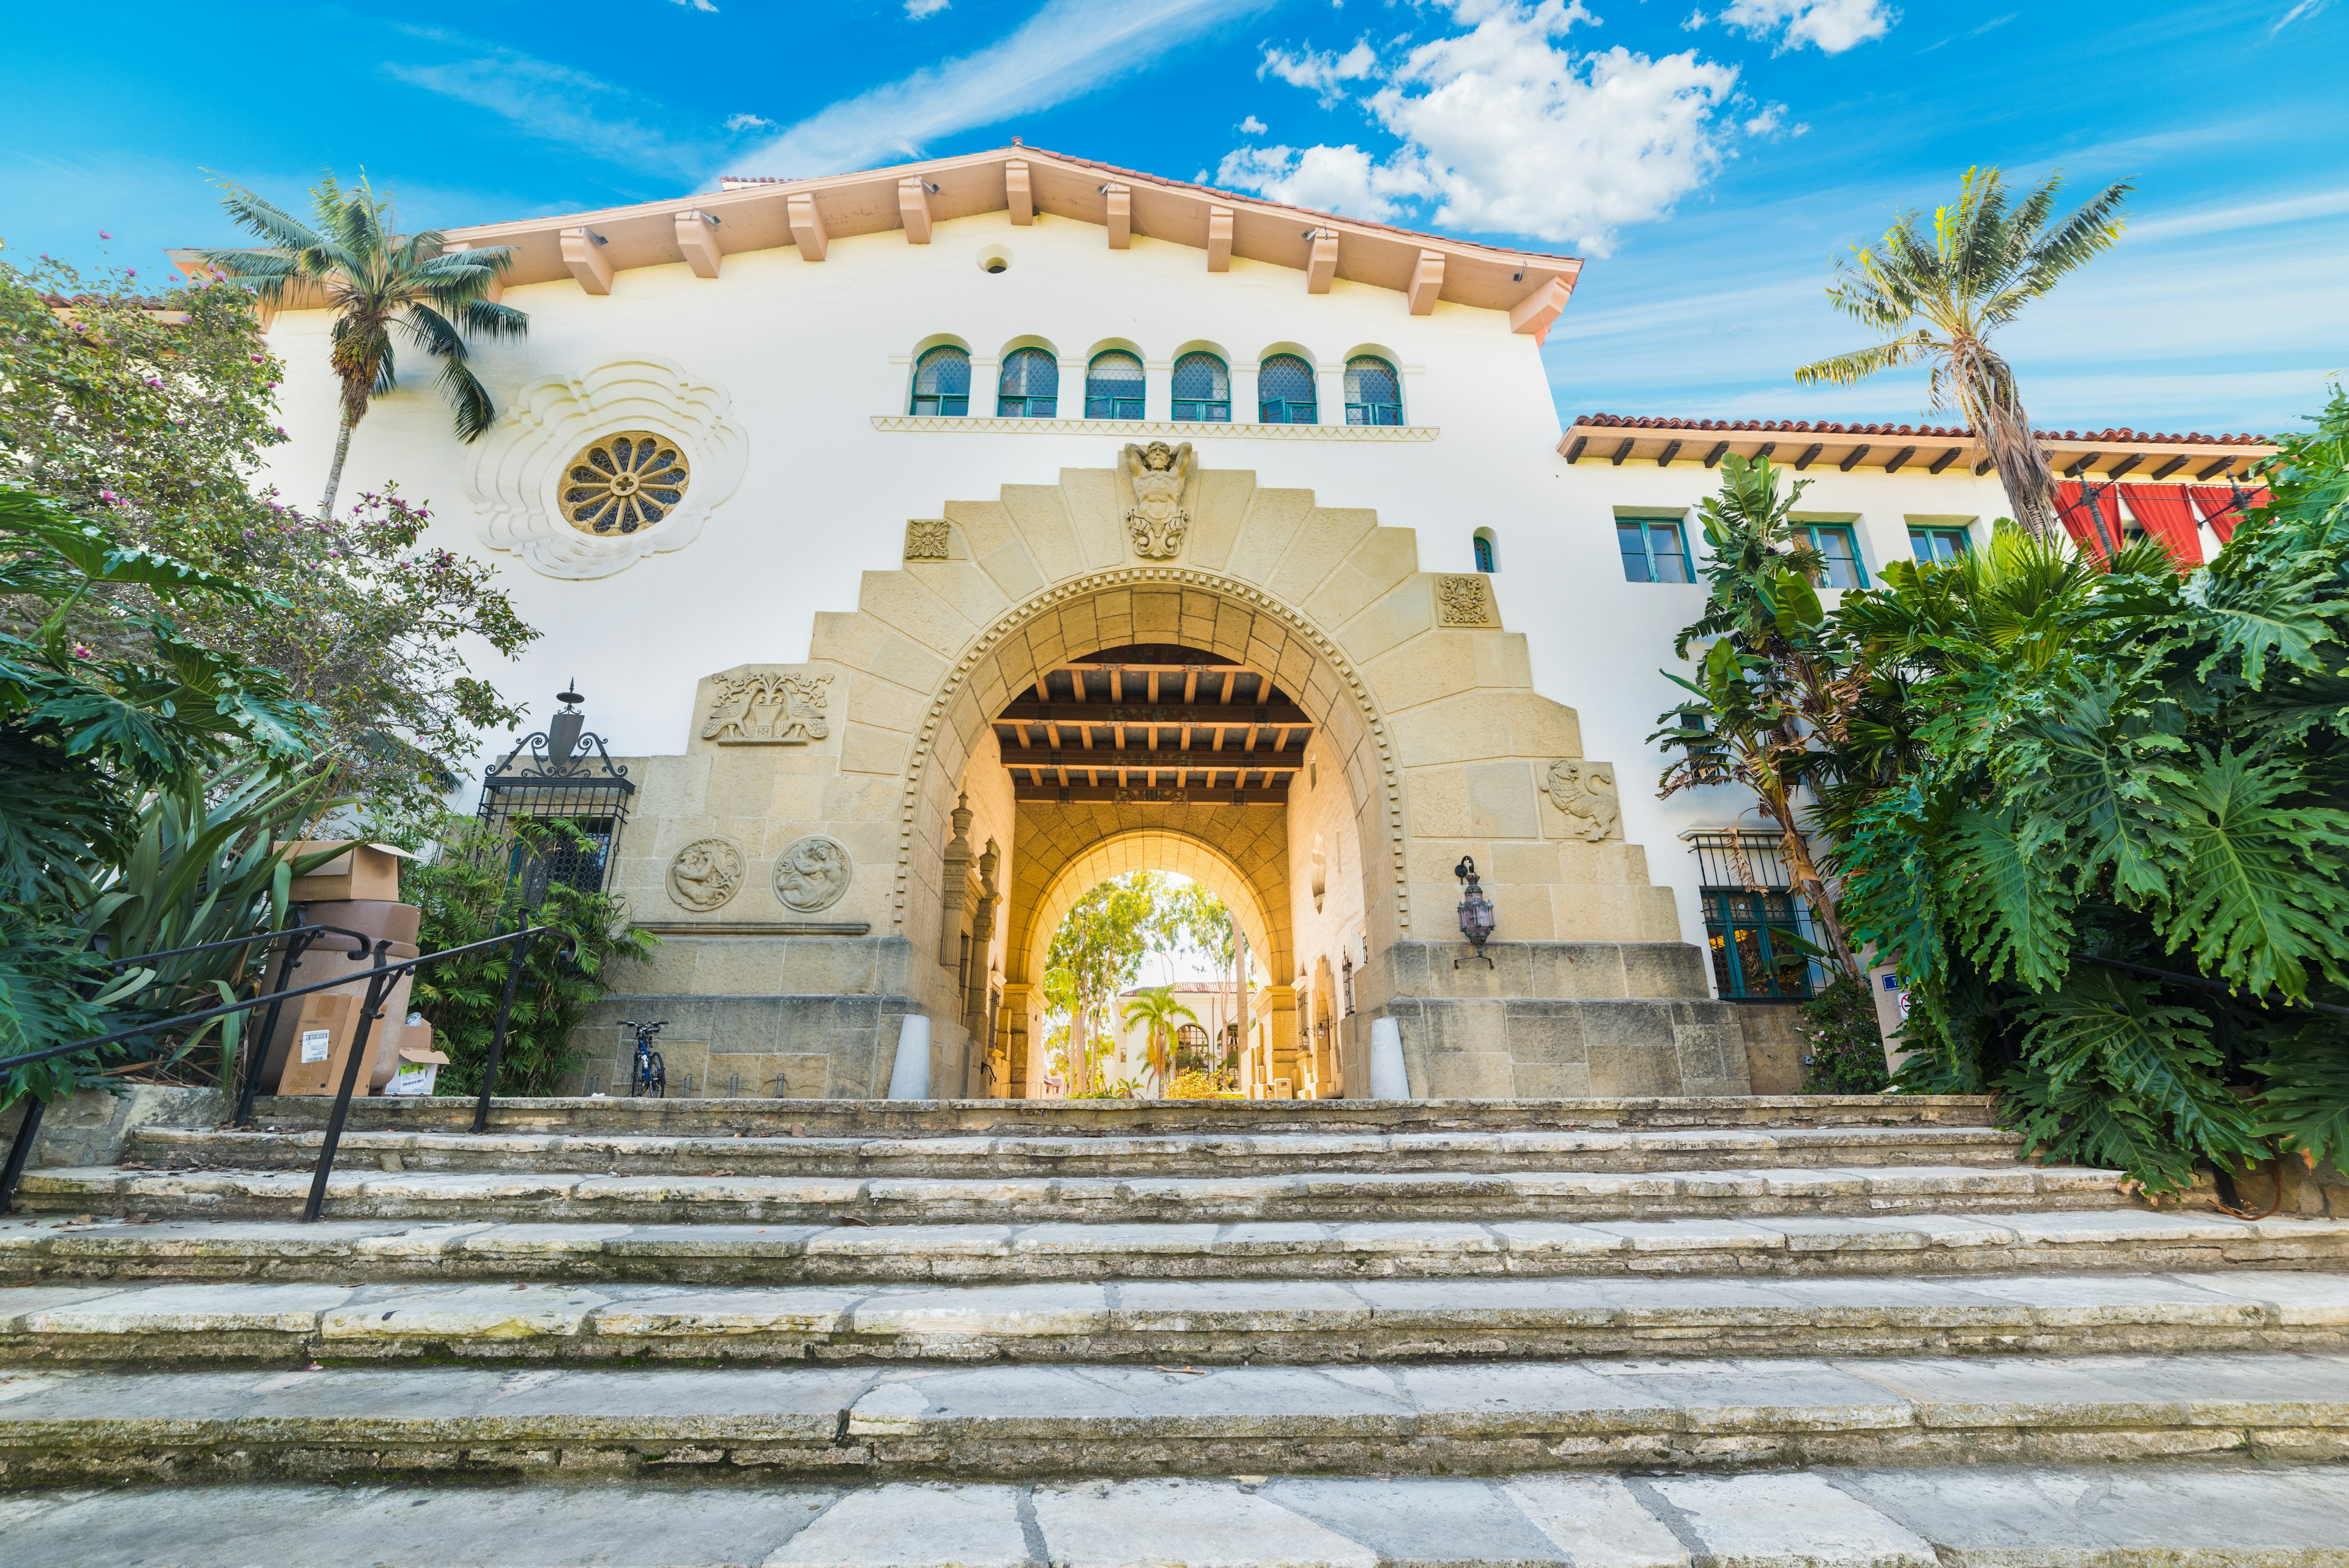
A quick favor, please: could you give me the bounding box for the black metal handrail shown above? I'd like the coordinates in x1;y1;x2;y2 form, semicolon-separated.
1;923;567;1220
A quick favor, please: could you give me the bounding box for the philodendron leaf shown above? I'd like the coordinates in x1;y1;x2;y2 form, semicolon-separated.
2159;746;2349;998
1945;798;2074;990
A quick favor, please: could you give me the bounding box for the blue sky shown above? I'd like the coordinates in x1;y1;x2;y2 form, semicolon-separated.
4;0;2342;436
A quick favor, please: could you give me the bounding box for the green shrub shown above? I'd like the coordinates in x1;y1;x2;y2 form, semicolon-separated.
1795;975;1891;1094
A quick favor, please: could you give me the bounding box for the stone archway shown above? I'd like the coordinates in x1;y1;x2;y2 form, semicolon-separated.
598;447;1743;1102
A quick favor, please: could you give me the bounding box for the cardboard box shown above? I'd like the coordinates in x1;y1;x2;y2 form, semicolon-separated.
300;899;422;946
273;994;365;1097
385;1024;448;1098
284;841;414;904
257;940;417;1094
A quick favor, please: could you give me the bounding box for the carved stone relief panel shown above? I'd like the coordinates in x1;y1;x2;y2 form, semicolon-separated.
1116;440;1198;559
1434;574;1499;628
667;837;746;911
774;834;854;912
904;519;952;560
701;670;834;746
1545;759;1620;842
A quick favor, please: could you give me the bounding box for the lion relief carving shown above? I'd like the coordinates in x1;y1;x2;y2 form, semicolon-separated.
1545;759;1621;843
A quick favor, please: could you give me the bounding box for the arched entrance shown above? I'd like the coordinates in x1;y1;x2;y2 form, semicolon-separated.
588;444;1750;1102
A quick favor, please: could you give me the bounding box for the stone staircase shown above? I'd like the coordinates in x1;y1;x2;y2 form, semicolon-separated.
3;1093;2347;1565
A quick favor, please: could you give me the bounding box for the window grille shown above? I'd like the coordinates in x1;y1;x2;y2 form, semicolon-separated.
910;346;970;416
1343;355;1401;425
1617;518;1694;583
1258;354;1317;423
476;687;636;901
996;347;1058;417
1472;532;1496;573
1795;523;1868;589
1085;351;1145;420
1908;525;1970;563
1685;831;1824;1000
1170;352;1230;422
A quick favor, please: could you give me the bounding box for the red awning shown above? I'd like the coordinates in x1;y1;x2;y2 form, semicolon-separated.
2054;481;2121;565
2118;485;2203;567
2187;485;2270;545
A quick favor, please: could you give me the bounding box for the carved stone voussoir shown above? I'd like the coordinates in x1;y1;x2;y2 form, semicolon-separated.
1118;440;1198;560
904;519;951;560
700;669;834;746
667;836;746;911
774;834;854;913
1545;759;1621;842
1435;574;1498;628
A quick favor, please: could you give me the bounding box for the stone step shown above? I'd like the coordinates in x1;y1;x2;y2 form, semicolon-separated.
125;1121;2029;1178
4;1351;2346;1482
5;1463;2347;1566
9;1210;2345;1288
14;1162;2136;1226
240;1091;2003;1137
3;1270;2345;1367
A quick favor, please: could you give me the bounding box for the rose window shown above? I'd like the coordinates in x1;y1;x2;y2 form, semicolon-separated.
561;431;690;536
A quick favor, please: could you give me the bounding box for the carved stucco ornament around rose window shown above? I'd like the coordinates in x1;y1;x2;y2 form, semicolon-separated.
464;354;747;579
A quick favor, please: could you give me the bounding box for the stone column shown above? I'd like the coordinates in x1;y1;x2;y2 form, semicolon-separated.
999;981;1034;1098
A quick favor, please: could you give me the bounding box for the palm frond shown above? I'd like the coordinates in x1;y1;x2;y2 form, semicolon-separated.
1794;333;1936;388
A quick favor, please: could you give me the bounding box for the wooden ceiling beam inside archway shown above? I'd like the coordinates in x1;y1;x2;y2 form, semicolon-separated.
993;648;1314;804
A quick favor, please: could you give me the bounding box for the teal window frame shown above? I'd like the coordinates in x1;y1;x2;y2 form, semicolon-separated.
995;347;1058;418
1908;524;1970;564
1617;518;1694;584
1701;888;1817;1000
1258;354;1318;424
1170;352;1231;422
1084;351;1146;420
909;346;970;417
1343;355;1402;425
1795;522;1868;589
1472;533;1496;573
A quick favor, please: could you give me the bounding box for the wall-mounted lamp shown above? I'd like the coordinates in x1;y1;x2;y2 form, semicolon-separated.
1453;855;1494;968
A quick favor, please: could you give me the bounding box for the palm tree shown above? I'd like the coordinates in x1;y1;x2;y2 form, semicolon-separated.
1794;167;2129;541
204;174;524;518
1119;984;1198;1094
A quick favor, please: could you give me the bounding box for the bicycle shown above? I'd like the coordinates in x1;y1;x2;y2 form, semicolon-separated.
617;1019;668;1098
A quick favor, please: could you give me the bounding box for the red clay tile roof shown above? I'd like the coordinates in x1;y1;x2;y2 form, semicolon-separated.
1572;412;2271;445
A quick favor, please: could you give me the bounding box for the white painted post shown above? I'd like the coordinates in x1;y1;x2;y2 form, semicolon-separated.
1368;1017;1411;1100
886;1014;932;1100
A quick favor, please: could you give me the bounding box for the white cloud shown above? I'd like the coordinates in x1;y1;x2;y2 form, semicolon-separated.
905;0;951;17
1742;102;1789;135
384;30;707;179
1220;1;1740;253
724;112;774;133
1719;0;1894;53
741;0;1271;177
1238;113;1269;134
667;0;718;11
1214;144;1430;221
1260;39;1378;105
2271;0;2334;33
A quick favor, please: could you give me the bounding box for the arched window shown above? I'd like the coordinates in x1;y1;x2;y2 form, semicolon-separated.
1258;354;1316;424
997;347;1058;418
1345;355;1401;425
1170;353;1232;422
1085;351;1146;420
1472;529;1497;573
910;346;970;417
1170;352;1230;422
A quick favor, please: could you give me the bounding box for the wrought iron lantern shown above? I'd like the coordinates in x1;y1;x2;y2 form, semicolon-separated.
477;683;636;901
1453;855;1495;968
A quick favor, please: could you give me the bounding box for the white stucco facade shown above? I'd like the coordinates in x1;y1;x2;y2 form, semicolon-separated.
220;148;2272;1096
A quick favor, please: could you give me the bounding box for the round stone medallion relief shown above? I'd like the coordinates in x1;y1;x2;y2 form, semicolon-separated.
666;836;745;912
562;430;690;537
773;834;853;913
